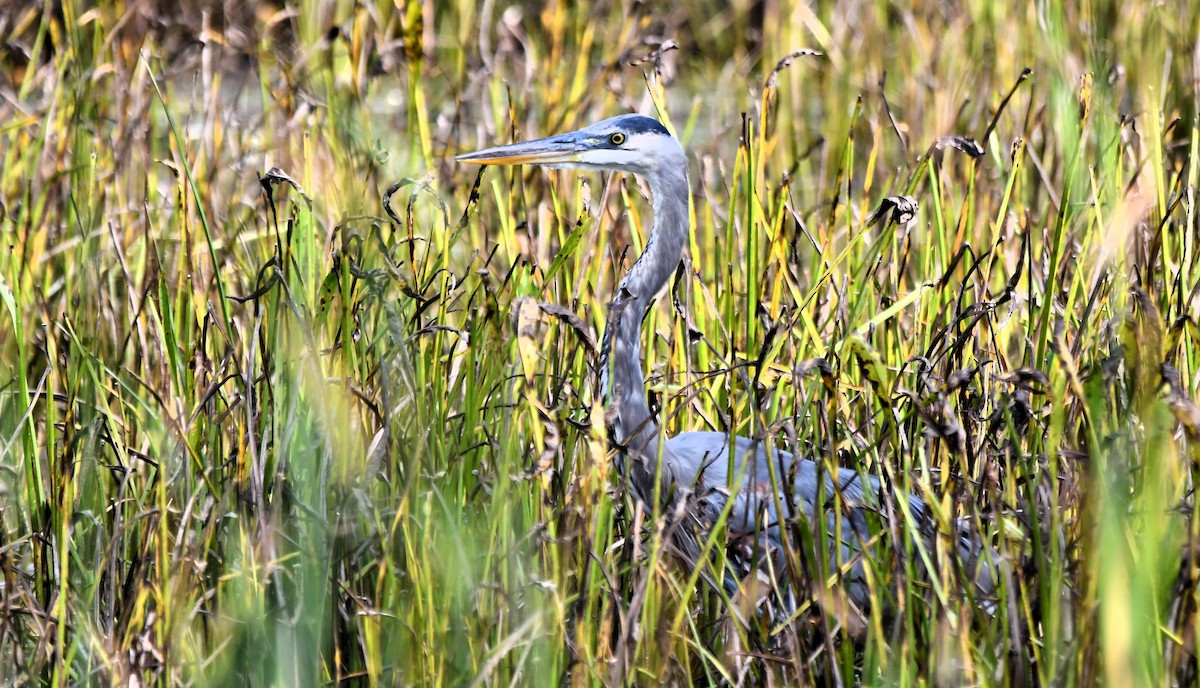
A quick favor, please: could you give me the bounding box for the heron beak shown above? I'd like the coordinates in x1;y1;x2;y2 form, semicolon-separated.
456;131;590;166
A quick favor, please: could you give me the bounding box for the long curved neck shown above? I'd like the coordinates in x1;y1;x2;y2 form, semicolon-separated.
600;162;690;455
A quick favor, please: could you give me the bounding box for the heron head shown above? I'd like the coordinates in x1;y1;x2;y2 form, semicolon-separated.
456;114;683;178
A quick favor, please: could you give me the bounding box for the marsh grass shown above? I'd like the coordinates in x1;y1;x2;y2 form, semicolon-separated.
2;0;1200;685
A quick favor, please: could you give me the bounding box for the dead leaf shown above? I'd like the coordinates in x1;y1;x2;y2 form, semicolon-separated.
935;136;985;159
514;297;541;384
867;195;919;227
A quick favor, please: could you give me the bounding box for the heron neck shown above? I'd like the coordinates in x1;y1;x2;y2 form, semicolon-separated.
601;164;690;454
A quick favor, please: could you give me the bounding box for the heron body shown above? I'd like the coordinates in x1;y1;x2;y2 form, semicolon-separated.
458;114;990;610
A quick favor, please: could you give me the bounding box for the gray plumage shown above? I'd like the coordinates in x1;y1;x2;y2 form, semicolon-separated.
458;114;994;611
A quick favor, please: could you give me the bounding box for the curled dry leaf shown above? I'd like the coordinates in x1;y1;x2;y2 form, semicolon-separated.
793;357;832;378
998;367;1050;390
1163;363;1200;439
537;301;596;354
935;135;985;159
626;39;679;68
259;166;313;209
944;366;979;393
867;195;919;227
765;49;823;90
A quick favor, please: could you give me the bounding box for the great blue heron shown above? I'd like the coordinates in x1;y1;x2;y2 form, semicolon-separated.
458;114;995;613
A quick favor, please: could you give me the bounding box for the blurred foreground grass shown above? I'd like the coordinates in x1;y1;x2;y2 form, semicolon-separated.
2;0;1200;685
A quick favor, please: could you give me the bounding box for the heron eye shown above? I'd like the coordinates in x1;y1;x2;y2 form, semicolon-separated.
609;132;626;145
